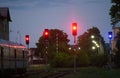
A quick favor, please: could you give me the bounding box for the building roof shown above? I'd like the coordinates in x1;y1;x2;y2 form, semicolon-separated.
0;39;26;49
0;7;12;21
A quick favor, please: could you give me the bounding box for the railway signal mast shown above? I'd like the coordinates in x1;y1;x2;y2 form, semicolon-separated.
108;31;112;68
72;22;77;72
43;29;49;72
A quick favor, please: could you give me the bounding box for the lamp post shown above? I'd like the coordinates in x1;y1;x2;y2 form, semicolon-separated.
17;31;21;44
108;31;112;68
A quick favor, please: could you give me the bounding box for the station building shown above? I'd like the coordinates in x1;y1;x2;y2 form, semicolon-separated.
0;7;12;41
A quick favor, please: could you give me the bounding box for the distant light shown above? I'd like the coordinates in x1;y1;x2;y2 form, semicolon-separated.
78;47;81;50
92;40;99;48
92;40;96;44
92;46;96;50
91;35;95;39
96;44;100;48
69;47;72;50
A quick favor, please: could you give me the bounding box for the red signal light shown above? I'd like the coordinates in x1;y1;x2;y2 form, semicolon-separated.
72;23;77;36
73;25;77;30
25;35;29;45
45;31;48;36
43;29;49;40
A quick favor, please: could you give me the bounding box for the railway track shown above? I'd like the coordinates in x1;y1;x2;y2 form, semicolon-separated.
42;70;71;78
11;69;70;78
25;70;70;78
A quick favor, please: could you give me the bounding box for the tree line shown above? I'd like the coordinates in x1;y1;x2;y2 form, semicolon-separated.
35;27;108;67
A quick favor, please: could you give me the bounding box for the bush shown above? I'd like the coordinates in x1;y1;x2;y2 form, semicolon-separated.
90;54;107;67
50;52;73;67
77;51;90;67
114;51;120;68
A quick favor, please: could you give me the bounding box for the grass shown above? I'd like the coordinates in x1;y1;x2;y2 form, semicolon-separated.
25;65;120;78
62;67;120;78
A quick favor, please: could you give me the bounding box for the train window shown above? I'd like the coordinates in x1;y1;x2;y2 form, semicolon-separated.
4;46;9;58
10;48;15;58
17;49;23;59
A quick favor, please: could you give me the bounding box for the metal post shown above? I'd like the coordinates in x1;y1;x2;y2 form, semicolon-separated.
56;33;58;53
109;39;112;68
27;44;29;61
23;50;25;68
45;40;48;72
26;44;30;64
74;36;76;72
27;44;29;50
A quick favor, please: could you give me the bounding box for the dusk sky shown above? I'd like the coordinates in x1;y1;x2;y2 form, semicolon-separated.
0;0;112;48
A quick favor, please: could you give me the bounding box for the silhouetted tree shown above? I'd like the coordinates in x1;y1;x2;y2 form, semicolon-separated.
77;27;107;66
77;27;105;55
109;0;120;25
36;29;70;60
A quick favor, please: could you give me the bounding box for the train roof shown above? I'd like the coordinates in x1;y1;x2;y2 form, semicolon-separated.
0;39;26;49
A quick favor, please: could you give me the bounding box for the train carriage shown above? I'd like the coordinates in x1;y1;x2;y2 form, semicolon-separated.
0;39;28;76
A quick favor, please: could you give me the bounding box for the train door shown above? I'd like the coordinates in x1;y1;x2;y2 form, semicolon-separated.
14;49;17;69
0;47;4;70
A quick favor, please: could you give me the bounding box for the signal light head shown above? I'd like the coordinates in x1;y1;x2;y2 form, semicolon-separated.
72;23;77;36
108;31;112;39
25;35;29;45
43;29;49;40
